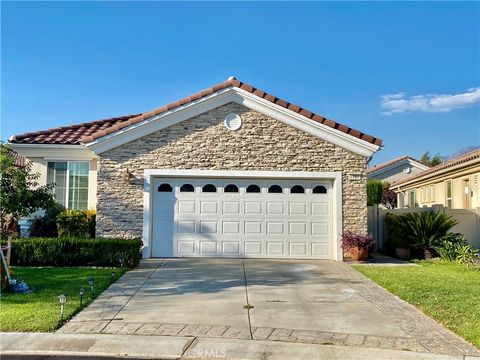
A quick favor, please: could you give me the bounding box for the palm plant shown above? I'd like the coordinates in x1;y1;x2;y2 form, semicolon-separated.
398;211;458;258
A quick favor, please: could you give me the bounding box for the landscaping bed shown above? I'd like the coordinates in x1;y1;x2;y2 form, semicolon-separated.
0;266;125;332
355;261;480;349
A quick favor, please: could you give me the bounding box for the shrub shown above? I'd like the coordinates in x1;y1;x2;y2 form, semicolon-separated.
367;179;383;206
9;237;142;268
397;211;458;257
57;210;96;238
455;245;479;267
341;231;375;250
435;233;468;261
29;202;65;238
385;213;409;248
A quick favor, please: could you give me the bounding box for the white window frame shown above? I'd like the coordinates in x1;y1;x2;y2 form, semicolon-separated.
47;161;90;210
408;190;416;208
445;180;453;209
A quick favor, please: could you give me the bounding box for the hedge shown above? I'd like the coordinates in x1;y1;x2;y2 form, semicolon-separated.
57;210;96;238
8;237;142;268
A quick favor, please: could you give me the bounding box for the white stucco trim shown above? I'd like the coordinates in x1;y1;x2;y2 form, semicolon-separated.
9;143;96;160
142;169;343;261
368;158;429;178
86;87;380;157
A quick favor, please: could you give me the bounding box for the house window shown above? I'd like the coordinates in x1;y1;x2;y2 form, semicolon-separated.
445;181;452;208
408;190;416;208
47;161;89;210
431;185;435;202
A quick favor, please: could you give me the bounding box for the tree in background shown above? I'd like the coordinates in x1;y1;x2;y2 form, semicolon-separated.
380;182;397;209
0;143;54;238
419;151;443;167
367;179;383;206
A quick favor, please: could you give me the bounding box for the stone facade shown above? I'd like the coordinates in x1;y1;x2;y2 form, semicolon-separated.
96;102;368;238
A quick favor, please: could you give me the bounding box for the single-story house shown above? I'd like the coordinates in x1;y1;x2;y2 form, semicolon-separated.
367;156;429;183
9;77;382;260
392;150;480;209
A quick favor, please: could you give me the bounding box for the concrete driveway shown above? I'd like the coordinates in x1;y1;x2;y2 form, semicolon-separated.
59;259;479;356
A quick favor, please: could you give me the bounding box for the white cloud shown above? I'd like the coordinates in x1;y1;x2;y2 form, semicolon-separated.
381;87;480;115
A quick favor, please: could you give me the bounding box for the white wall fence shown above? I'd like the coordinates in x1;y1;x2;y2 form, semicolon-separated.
368;205;480;251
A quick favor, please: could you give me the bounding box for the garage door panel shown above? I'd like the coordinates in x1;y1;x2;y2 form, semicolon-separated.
267;242;285;255
177;241;195;255
311;202;328;215
245;221;262;234
289;202;307;215
178;201;196;214
244;241;262;255
153;178;334;259
289;242;307;256
222;241;240;255
245;202;262;214
222;221;241;234
266;221;284;235
177;220;195;234
266;202;284;214
200;241;217;254
289;222;307;235
200;221;217;233
223;201;240;214
200;201;217;214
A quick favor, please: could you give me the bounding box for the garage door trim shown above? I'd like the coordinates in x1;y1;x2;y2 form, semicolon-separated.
143;169;343;261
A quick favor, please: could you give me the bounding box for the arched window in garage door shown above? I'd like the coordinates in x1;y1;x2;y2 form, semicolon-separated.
246;184;261;193
180;184;195;192
224;184;239;193
158;183;172;192
268;185;283;194
290;185;305;194
313;185;327;194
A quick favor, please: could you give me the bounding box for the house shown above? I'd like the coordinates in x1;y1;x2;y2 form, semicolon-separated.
367;156;429;183
8;77;382;260
392;150;480;209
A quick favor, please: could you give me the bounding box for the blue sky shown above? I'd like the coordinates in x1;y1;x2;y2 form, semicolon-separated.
2;1;479;165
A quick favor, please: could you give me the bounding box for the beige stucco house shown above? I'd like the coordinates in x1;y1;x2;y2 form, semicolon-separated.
9;77;382;261
367;156;429;183
392;150;480;209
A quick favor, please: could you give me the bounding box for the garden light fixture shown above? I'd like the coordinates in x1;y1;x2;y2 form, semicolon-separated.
58;294;67;323
79;288;85;306
111;271;116;283
119;256;125;269
87;276;95;296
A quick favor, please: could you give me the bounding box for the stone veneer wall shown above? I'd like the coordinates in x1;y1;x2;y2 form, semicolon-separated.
96;102;368;238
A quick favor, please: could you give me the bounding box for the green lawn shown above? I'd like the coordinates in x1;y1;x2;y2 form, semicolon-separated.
0;267;125;332
355;261;480;349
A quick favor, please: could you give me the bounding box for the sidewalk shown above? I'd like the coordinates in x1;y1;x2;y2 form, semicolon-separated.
2;332;479;360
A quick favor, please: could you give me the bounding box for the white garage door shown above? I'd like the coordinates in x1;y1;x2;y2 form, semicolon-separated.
151;178;332;259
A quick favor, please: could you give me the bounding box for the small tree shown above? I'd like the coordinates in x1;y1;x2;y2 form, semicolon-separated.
367;179;383;206
0;143;54;238
380;182;397;209
419;151;443;167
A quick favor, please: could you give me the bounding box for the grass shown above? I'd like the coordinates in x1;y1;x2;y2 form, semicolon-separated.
0;266;125;332
354;261;480;349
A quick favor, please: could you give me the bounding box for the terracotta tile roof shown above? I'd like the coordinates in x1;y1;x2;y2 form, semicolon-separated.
9;149;26;167
367;155;425;174
392;149;480;187
9;114;141;145
9;77;383;147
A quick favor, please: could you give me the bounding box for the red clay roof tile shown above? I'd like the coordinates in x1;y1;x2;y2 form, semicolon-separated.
9;77;383;147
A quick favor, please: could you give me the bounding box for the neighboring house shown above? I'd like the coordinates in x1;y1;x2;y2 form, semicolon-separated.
9;77;382;260
392;150;480;209
367;156;429;183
